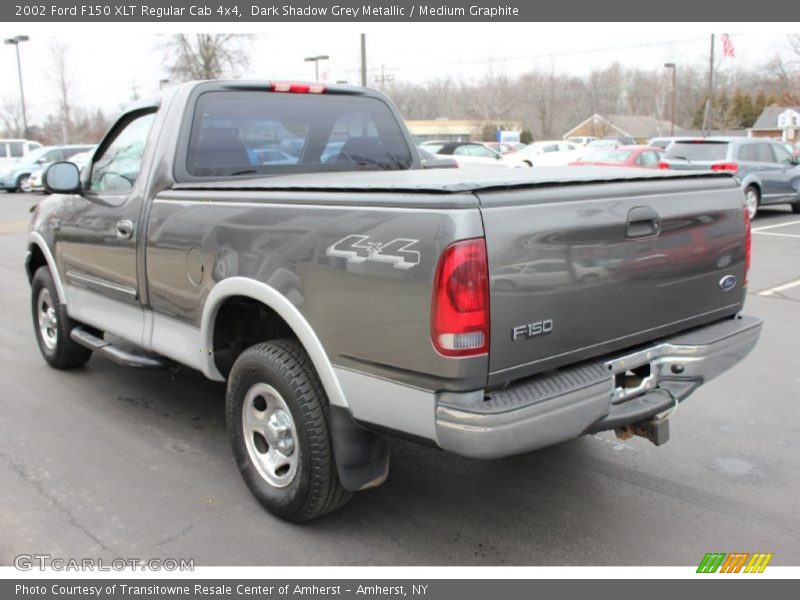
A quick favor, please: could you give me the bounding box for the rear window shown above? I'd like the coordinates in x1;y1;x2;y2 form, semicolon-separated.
186;91;413;177
665;141;729;161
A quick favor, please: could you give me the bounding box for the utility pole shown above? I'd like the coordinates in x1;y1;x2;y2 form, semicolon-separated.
664;63;676;136
373;64;394;89
703;34;715;136
360;33;367;87
4;35;29;137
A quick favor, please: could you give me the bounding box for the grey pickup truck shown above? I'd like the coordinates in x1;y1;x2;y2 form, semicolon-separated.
27;81;762;521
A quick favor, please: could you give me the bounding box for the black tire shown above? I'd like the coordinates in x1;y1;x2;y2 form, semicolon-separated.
744;185;760;220
226;339;351;522
792;202;800;214
31;266;93;369
16;174;30;193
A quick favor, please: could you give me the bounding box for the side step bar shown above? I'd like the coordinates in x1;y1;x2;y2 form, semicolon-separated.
70;328;171;370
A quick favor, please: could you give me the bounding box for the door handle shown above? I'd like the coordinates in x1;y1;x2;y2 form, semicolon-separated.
116;220;134;240
626;206;661;239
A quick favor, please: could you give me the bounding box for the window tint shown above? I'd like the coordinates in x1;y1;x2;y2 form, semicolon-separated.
9;142;24;158
771;143;794;166
0;144;7;158
186;91;413;177
90;112;156;193
750;143;775;163
639;151;660;167
42;149;63;163
665;141;729;161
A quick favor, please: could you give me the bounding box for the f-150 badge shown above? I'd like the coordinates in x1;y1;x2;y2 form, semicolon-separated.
327;235;421;270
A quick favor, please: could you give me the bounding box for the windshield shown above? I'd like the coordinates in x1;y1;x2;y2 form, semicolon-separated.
186;91;414;177
665;141;729;161
19;147;49;163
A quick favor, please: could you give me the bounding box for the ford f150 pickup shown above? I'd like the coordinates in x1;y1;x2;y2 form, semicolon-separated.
27;81;762;521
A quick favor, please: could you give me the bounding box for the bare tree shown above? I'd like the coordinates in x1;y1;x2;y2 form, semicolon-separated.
163;34;252;82
0;96;25;137
49;39;74;144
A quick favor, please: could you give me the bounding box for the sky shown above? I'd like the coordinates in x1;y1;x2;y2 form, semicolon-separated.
0;22;795;127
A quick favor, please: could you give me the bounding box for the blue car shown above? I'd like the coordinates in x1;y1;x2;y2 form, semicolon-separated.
1;144;93;192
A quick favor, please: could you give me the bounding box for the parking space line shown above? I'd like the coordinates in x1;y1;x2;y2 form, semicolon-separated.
752;231;800;239
752;219;800;232
757;277;800;296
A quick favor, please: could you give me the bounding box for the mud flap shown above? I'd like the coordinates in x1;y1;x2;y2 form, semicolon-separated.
329;406;390;492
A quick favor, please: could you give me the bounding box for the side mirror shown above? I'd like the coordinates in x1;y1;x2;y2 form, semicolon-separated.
44;161;81;194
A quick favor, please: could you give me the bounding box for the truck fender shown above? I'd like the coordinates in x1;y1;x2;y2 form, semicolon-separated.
201;277;389;491
27;232;67;304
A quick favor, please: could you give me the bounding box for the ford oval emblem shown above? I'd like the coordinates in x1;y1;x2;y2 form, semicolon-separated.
719;275;737;291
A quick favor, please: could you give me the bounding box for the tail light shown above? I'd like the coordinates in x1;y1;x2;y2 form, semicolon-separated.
711;162;739;173
431;238;489;357
270;82;326;94
743;207;751;286
657;161;670;170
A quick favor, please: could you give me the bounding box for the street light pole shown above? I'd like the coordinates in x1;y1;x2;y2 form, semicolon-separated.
4;35;30;137
304;55;330;82
664;63;676;136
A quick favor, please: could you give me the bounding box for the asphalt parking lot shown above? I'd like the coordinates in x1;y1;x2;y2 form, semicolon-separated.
0;190;798;567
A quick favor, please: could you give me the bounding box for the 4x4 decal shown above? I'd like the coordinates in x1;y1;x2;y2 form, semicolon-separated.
326;235;421;270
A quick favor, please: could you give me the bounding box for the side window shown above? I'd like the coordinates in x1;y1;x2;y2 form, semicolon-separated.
0;144;7;158
753;143;775;163
737;144;753;161
8;142;24;158
90;112;156;193
772;144;794;166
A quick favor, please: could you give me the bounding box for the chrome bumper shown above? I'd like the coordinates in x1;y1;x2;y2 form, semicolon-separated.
435;315;763;459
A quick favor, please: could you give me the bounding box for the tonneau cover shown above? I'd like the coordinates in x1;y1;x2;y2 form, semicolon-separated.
171;166;737;195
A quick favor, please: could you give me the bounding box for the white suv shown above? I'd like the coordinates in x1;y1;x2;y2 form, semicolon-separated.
0;139;42;164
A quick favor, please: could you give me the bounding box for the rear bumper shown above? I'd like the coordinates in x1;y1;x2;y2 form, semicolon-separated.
435;314;762;459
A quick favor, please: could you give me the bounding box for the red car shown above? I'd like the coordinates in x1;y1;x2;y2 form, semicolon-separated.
569;145;663;168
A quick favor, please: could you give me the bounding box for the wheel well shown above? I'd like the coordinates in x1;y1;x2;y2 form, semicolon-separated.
26;244;47;283
211;296;297;378
745;182;761;198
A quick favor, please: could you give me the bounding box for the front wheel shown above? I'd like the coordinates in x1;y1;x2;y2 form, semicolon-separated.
744;185;760;220
226;340;351;522
31;267;93;369
16;174;30;193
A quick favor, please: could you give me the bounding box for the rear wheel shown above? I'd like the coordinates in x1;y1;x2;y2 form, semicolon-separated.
226;339;351;522
744;185;760;220
791;202;800;214
31;266;93;369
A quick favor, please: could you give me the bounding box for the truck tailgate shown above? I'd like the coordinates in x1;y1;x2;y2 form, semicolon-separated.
479;174;748;387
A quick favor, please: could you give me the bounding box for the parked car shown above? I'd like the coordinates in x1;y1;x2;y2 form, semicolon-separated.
648;136;695;150
586;136;637;150
417;146;458;168
569;145;663;168
483;141;522;154
28;148;95;193
502;140;581;167
658;137;800;218
28;80;760;522
431;141;506;165
566;136;597;146
0;139;42;165
1;144;93;192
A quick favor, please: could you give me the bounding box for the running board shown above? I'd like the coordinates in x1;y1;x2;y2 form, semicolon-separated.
70;328;171;370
